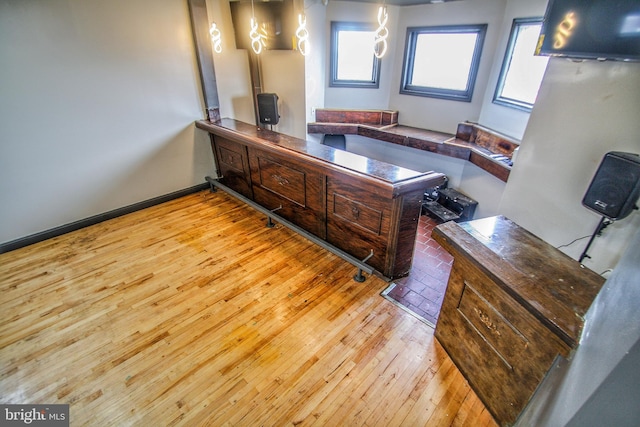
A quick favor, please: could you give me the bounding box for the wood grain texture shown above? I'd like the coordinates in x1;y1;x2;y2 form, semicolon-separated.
213;135;253;200
435;254;570;425
197;119;445;187
455;122;519;157
0;191;496;427
306;113;517;182
433;218;604;347
314;109;398;127
249;146;327;240
433;217;604;426
203;122;444;279
325;176;393;273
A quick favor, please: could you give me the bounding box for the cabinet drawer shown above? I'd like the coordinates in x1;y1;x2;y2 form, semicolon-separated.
457;282;528;370
249;147;326;239
255;156;306;207
332;193;383;235
326;177;392;275
218;145;245;173
213;136;253;199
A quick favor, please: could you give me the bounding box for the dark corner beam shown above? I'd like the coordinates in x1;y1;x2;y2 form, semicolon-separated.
187;0;221;122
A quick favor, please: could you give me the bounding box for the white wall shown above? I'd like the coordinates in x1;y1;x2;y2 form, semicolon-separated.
323;0;517;134
304;0;328;143
345;135;505;219
323;2;398;110
308;0;640;271
206;0;307;139
500;58;640;274
261;51;307;138
477;0;548;140
206;0;254;124
389;0;507;134
0;0;214;245
458;161;507;219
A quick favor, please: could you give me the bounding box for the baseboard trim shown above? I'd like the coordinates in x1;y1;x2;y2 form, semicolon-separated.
0;183;209;254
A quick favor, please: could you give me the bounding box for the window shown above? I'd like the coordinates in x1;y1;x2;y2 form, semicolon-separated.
494;18;549;111
400;24;487;102
330;22;381;88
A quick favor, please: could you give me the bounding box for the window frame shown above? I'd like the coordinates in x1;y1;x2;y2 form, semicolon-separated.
329;21;381;89
400;24;487;102
493;17;546;112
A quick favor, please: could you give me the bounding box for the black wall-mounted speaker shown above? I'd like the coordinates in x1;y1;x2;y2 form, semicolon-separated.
257;93;279;125
582;151;640;220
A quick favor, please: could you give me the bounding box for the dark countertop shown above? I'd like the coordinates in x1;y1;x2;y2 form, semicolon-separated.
196;118;445;188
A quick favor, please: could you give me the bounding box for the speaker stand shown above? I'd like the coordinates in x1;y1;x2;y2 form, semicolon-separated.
579;216;613;263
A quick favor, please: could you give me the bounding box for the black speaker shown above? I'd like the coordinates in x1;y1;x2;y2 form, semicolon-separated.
582;151;640;220
257;93;279;125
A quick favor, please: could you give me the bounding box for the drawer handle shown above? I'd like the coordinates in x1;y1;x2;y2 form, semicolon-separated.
272;174;289;186
474;307;501;336
351;206;360;219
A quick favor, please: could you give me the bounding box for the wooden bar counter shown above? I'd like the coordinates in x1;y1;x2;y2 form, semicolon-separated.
196;118;446;279
432;216;605;426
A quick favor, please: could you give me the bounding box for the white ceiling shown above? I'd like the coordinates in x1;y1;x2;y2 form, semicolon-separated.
329;0;463;6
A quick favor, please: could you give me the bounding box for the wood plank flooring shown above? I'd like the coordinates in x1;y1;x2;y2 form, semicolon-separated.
0;190;497;426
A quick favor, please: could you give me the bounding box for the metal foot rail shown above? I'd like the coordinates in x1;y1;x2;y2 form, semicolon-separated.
353;250;374;282
205;176;375;281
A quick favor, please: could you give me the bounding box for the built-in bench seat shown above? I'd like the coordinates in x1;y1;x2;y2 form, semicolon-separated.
307;108;520;182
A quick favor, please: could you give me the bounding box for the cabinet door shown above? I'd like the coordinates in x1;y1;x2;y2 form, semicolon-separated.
249;147;326;239
325;176;392;276
212;136;253;200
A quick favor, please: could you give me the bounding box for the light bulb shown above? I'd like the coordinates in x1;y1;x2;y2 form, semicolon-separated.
209;23;222;54
296;14;309;56
249;17;265;54
374;6;388;59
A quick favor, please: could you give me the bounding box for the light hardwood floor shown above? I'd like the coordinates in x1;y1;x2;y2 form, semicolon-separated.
0;190;497;426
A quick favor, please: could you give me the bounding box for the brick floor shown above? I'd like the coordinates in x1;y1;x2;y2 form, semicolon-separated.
385;213;453;326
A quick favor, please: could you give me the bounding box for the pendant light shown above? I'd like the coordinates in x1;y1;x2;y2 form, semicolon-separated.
209;23;222;54
296;13;309;56
373;4;389;59
249;0;265;54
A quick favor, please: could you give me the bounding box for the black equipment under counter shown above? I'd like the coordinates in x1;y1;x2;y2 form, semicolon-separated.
423;187;478;223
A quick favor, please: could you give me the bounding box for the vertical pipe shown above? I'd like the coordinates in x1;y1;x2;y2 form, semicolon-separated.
187;0;221;121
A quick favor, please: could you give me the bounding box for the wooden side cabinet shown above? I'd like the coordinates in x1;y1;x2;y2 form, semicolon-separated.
433;217;604;426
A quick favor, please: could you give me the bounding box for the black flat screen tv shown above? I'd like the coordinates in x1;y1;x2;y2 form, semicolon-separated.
537;0;640;61
229;0;296;51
